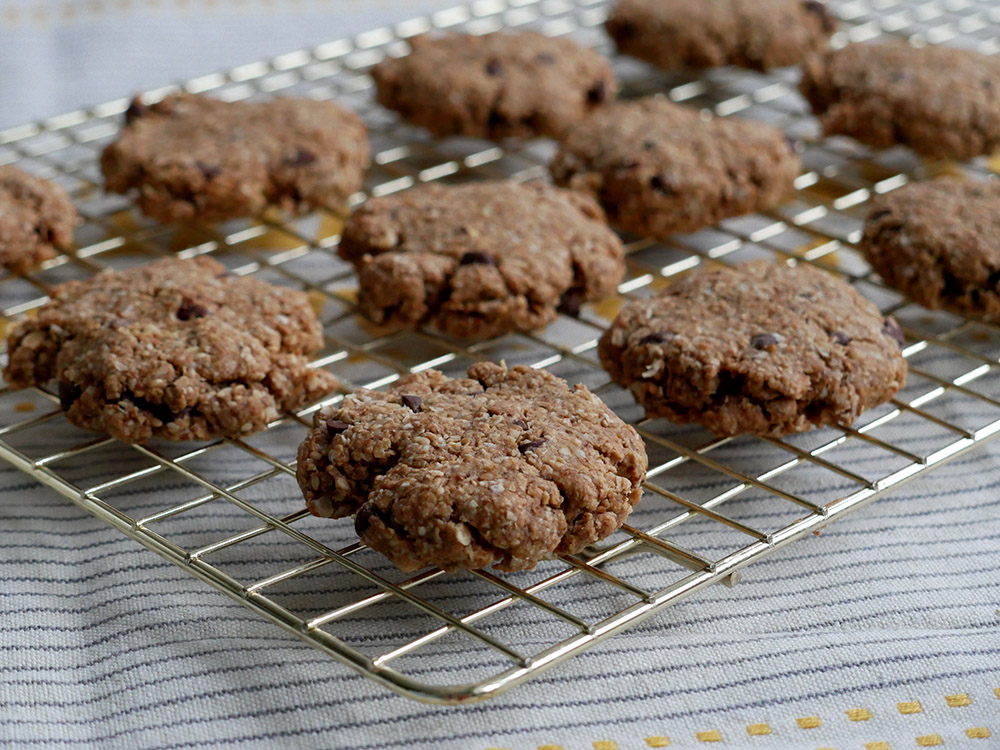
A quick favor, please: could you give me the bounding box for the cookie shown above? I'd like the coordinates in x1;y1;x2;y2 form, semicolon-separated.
100;93;369;224
861;179;1000;320
0;165;76;273
4;257;338;443
296;362;647;572
371;31;618;140
338;180;626;339
607;0;836;72
598;261;907;437
800;43;1000;160
551;98;800;239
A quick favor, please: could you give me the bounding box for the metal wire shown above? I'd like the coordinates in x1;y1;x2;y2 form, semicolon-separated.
2;0;1000;705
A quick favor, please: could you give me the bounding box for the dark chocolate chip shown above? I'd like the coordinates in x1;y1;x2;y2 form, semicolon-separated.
459;251;494;266
987;268;1000;288
177;301;209;321
831;331;852;346
882;319;905;347
534;53;556;65
802;0;836;33
587;80;608;104
639;332;667;345
326;419;350;435
642;140;657;150
286;149;317;167
401;394;422;412
650;174;677;195
118;389;174;424
519;439;547;453
58;381;81;411
751;333;778;350
355;504;376;536
124;100;149;125
558;289;585;318
485;59;504;76
195;161;221;180
512;418;528;429
868;209;892;222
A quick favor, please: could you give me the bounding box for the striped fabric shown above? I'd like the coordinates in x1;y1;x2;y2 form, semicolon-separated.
2;1;1000;748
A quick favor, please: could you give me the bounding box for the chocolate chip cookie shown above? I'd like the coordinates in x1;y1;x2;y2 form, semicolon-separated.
800;42;1000;160
297;362;647;572
861;178;1000;320
599;261;907;437
0;165;76;273
551;98;800;239
338;180;625;339
4;257;338;443
607;0;836;72
371;31;618;140
100;93;369;224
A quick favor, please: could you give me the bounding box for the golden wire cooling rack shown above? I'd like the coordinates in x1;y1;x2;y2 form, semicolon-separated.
2;0;1000;705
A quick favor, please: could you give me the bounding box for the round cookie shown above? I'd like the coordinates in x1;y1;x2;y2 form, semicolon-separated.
607;0;836;72
800;43;1000;161
296;362;647;572
861;178;1000;320
100;93;369;224
551;98;800;239
338;180;626;339
598;261;908;437
371;31;618;140
4;257;338;443
0;165;76;274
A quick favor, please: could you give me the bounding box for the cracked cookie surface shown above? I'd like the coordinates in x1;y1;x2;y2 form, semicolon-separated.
0;165;77;273
598;261;907;437
861;179;1000;320
100;93;369;223
607;0;836;72
800;42;1000;160
550;98;800;240
371;31;618;140
4;256;338;443
339;180;625;339
296;362;647;572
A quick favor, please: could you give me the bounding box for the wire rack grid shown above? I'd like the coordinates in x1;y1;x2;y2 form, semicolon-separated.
2;0;1000;705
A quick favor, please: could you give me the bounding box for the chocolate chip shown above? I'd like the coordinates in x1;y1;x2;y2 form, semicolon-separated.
802;0;835;33
519;439;547;453
831;331;852;346
512;418;528;429
195;161;221;180
534;53;556;65
124;100;149;125
286;149;317;167
642;140;657;150
177;301;209;321
355;505;376;536
650;174;677;195
459;251;494;266
868;209;892;222
751;333;778;350
485;59;504;76
586;80;608;104
640;332;667;345
558;289;585;318
325;419;350;435
58;381;81;411
401;394;422;412
987;268;1000;288
882;319;905;347
118;389;174;424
